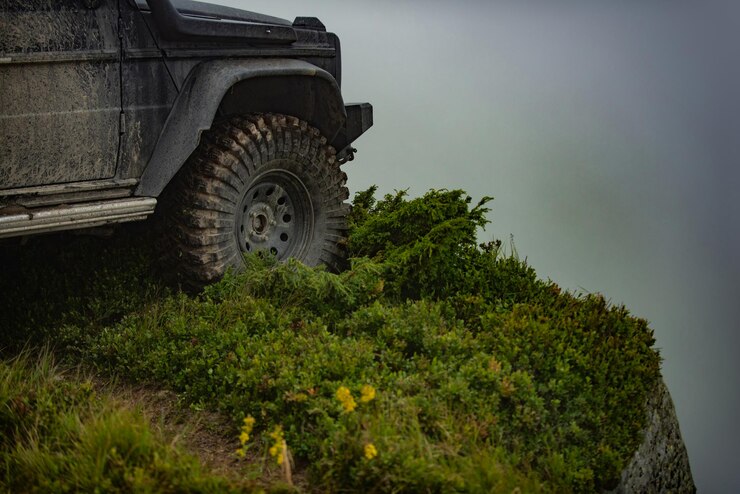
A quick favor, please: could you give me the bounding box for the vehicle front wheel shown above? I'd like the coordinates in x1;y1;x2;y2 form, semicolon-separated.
161;114;350;289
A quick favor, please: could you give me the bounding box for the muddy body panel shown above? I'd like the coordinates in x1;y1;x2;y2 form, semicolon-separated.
118;0;178;180
0;0;372;241
0;0;121;188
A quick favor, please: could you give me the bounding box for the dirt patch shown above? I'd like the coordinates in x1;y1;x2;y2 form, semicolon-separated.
93;378;308;490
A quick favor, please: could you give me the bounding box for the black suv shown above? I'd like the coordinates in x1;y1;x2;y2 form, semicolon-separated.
0;0;372;286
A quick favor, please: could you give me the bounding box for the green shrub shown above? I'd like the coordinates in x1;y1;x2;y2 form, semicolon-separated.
348;188;491;300
0;188;662;493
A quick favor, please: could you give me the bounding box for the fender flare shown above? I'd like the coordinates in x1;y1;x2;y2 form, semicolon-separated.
135;59;346;197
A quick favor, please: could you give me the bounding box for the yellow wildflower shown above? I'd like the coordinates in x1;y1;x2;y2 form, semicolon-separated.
269;426;284;442
239;415;255;445
236;415;256;458
364;443;378;460
269;426;286;465
336;386;357;413
359;385;376;403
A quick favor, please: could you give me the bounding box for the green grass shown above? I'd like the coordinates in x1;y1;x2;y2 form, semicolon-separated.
0;188;662;493
0;349;257;493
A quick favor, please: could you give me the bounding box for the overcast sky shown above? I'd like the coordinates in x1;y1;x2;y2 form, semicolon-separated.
218;1;739;490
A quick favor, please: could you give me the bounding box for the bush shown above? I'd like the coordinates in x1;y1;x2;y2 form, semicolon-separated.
0;188;662;493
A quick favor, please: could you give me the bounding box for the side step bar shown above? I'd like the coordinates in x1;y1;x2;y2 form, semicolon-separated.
0;198;157;239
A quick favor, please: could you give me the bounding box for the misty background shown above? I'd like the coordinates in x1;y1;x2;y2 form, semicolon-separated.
221;1;739;491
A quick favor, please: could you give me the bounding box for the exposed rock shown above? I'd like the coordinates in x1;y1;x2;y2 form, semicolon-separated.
607;378;695;493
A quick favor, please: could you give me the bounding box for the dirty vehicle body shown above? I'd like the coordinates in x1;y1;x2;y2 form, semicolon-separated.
0;0;372;285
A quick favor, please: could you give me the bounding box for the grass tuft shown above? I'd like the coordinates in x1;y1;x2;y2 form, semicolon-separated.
0;349;257;493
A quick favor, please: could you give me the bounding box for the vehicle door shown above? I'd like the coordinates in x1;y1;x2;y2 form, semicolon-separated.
0;0;121;189
117;0;177;180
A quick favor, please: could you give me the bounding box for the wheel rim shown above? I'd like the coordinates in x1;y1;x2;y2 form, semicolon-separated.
236;168;314;261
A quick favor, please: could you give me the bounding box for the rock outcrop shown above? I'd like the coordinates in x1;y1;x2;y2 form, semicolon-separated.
608;378;695;493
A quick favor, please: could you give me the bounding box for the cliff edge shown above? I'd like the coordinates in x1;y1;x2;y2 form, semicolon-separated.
610;378;695;493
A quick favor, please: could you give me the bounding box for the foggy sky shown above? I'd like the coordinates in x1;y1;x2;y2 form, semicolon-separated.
219;1;740;490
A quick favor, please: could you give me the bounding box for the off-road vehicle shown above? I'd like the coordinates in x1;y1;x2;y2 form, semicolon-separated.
0;0;372;286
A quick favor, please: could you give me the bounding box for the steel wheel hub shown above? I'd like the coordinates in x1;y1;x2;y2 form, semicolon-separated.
236;168;313;260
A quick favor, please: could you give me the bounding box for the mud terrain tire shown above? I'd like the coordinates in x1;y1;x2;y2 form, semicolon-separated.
161;114;350;289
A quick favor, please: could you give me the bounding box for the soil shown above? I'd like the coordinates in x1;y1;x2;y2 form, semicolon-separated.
93;378;309;491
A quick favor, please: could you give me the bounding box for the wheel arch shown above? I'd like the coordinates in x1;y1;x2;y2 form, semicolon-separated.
135;59;346;197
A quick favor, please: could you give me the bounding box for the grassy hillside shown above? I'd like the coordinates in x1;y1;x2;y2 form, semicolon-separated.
0;350;258;493
0;188;661;493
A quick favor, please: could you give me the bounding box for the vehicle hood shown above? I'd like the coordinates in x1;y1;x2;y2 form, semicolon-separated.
135;0;292;26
